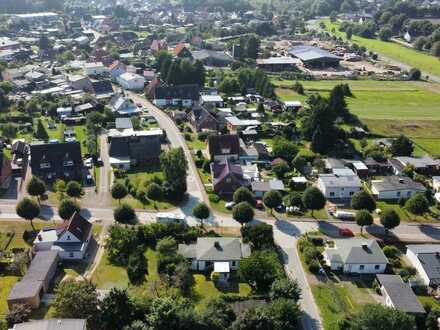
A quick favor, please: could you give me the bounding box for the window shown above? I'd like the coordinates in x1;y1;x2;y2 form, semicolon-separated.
359;265;365;270
40;162;51;169
221;148;231;154
66;235;71;240
397;191;401;197
69;252;74;258
63;160;74;166
349;191;354;196
330;192;335;197
232;261;236;266
375;265;380;270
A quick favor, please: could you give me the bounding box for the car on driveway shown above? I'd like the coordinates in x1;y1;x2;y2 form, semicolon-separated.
225;202;235;210
339;228;354;237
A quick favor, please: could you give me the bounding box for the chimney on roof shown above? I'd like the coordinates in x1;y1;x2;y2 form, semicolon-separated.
361;243;369;251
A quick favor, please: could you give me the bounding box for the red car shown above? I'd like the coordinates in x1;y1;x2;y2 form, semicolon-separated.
339;228;354;237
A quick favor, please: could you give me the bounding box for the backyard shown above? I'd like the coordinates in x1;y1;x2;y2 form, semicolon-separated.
320;18;440;77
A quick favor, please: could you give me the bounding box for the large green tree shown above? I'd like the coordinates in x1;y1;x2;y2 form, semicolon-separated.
66;181;83;200
58;198;80;221
16;197;40;231
111;182;128;205
192;202;210;226
146;183;163;209
380;209;401;235
302;187;326;217
232;202;254;226
233;187;256;206
100;288;135;330
355;210;374;234
127;249;148;285
161;148;188;200
114;203;136;224
390;135;413;156
35;119;49;141
263;190;283;214
26;176;46;205
351;190;376;212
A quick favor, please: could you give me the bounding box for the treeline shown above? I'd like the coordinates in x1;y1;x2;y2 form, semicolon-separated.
1;0;63;14
218;68;274;98
156;51;206;86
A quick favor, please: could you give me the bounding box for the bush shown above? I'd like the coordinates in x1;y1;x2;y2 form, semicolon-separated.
308;236;324;246
383;245;401;259
297;236;313;253
209;193;220;203
303;246;320;264
308;260;320;273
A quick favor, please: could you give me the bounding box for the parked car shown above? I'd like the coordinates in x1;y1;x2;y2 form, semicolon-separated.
339;228;354;237
225;202;235;210
334;210;355;220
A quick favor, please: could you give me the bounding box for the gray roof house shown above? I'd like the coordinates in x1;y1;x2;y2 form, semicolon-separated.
178;237;251;274
376;274;425;314
323;239;388;274
12;319;87;330
317;173;362;200
371;176;426;200
406;244;440;287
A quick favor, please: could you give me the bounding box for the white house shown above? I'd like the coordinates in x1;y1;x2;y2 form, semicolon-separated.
117;72;145;91
33;212;92;259
109;94;140;116
153;84;200;108
376;274;425;314
323;239;388;274
371;176;426;200
178;237;251;276
406;244;440;287
282;101;302;111
84;62;108;76
317;173;362;199
200;94;224;108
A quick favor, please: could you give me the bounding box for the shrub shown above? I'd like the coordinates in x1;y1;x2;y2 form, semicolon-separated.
297;236;313;253
308;236;324;246
303;246;320;264
308;260;320;273
209;193;220;203
383;245;401;259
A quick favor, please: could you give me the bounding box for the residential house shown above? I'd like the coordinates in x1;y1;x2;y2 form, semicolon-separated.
364;157;392;175
251;179;286;198
108;60;127;80
115;118;133;130
0;151;12;189
350;161;369;178
84;62;108;77
33;212;92;259
192;50;233;67
108;129;162;169
150;39;168;53
317;173;362;199
208;134;240;161
11;319;87;330
91;79;114;100
178;237;251;280
225;116;261;134
11;140;29;176
376;274;425;314
211;157;250;197
282;101;302;112
67;74;92;92
174;43;193;58
391;156;440;176
109;94;140;116
154;84;200;108
371;176;426;200
7;251;59;309
323;239;388;273
30;142;83;181
117;72;146;91
188;107;218;132
406;244;440;287
324;158;346;173
200;94;224;109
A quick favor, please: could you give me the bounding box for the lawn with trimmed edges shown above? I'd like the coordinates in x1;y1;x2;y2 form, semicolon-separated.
0;276;19;319
320;18;440;77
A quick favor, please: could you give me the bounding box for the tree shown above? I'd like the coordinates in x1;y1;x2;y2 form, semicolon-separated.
192;202;210;226
127;249;148;285
233;187;256;206
390;135;413;156
65;181;83;200
330;11;337;22
111;182;128;205
379;27;393;41
269;299;302;330
302;187;326;217
271;137;298;162
6;304;31;328
405;193;430;215
100;288;135;330
16;197;40;231
106;225;139;266
232;202;254;226
52;280;100;327
35;119;49;141
114;203;136;224
246;34;260;59
380;209;401;235
26;176;46;205
346;27;353;39
413;36;428;50
200;298;236;330
292;155;307;173
257;102;265;113
355;210;374;234
426;307;440;330
238;250;283;292
263;190;283;214
431;41;440;57
272;161;290;179
157;237;177;255
284;192;303;209
146;183;163;209
270;278;301;301
408;68;421;80
171;262;195;296
161;148;188;200
347;304;415;330
328;84;348;118
351;190;376;212
293;81;304;95
241;223;274;250
58;198;80;221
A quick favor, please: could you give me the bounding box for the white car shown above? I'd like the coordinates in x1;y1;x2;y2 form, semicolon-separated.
84;158;93;168
225;202;235;210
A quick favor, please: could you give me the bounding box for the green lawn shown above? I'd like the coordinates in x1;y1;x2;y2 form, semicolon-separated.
376;201;440;223
0;276;19;319
312;280;375;330
91;251;129;290
192;274;252;311
321;18;440;77
418;294;440;309
0;221;56;250
413;138;440;157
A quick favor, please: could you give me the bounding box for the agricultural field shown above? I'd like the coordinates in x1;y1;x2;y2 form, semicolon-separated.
274;79;440;152
320;19;440;77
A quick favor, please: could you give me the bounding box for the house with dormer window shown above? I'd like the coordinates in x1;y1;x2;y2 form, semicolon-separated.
30;142;82;181
33;212;92;259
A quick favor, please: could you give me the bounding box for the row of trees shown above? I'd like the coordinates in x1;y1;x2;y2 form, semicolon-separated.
219;68;274;98
156;51;206;86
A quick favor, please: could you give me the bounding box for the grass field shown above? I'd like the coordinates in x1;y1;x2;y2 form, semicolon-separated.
0;276;19;319
321;19;440;77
